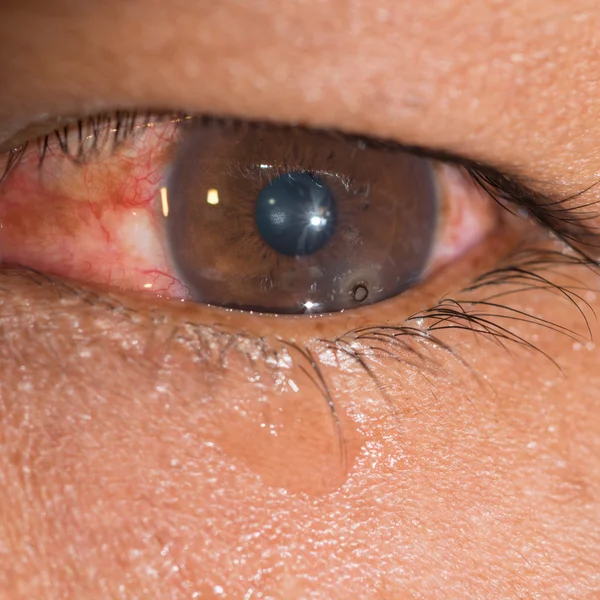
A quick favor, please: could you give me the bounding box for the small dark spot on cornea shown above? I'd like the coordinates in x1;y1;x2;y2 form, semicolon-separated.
352;283;369;303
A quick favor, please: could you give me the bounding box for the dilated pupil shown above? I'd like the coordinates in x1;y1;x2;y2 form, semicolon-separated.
255;171;337;256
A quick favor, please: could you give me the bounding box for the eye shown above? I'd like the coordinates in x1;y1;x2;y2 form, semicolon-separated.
0;114;498;315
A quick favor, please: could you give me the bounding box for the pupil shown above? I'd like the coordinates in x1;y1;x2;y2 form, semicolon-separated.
255;171;337;256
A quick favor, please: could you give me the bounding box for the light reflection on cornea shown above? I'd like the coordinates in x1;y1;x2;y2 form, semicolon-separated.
206;188;220;205
303;300;321;312
160;186;169;217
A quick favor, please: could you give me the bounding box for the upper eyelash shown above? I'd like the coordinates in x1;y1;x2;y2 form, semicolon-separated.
0;144;27;186
39;112;177;163
0;112;181;185
2;111;599;262
467;165;600;261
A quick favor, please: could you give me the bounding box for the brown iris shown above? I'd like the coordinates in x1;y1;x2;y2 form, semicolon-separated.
164;119;439;314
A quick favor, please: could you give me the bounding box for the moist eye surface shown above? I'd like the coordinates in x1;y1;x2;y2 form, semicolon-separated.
165;118;439;314
254;171;338;257
0;113;500;316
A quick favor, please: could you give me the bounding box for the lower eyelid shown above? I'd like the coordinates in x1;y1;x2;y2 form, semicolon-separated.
2;234;577;506
7;256;509;501
1;217;590;500
0;267;369;496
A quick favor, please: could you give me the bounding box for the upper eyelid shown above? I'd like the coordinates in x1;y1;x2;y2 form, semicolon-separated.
1;111;595;254
463;162;600;258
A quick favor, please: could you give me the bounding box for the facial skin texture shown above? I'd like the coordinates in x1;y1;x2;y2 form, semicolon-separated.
1;1;600;598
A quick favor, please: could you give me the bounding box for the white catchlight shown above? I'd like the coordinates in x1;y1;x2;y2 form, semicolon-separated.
160;187;169;217
207;188;220;205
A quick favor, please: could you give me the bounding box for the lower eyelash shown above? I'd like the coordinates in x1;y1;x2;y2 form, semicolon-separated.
328;244;597;397
0;237;595;443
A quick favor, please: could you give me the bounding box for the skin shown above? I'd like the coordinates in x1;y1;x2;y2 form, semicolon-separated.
1;0;600;598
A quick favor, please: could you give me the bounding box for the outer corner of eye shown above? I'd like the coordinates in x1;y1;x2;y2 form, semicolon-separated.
0;113;502;316
425;161;501;277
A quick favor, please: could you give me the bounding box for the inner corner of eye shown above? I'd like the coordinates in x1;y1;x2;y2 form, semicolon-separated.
0;114;498;316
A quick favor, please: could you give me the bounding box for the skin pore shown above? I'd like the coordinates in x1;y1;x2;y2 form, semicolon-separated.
1;0;600;598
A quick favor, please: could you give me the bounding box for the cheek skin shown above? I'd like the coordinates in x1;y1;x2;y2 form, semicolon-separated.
1;263;600;599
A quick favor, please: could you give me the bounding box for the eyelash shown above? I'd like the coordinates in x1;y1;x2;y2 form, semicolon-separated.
1;112;171;183
0;112;597;406
4;111;597;255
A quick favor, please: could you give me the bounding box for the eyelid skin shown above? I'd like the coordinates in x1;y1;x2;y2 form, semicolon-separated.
2;239;598;599
0;211;518;500
0;209;522;498
2;0;600;191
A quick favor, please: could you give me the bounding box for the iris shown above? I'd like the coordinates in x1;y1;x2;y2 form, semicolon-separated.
165;119;438;313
